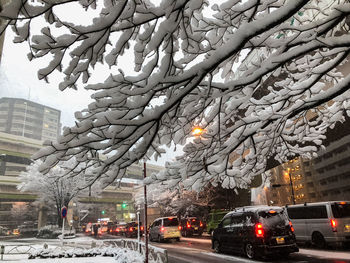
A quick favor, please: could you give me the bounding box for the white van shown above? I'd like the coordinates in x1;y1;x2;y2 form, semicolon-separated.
286;201;350;248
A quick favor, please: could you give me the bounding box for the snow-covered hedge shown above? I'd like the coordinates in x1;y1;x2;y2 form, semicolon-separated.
36;225;61;239
28;246;146;262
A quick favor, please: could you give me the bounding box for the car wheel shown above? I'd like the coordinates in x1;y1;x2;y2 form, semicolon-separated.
213;240;221;253
245;243;255;259
312;232;326;249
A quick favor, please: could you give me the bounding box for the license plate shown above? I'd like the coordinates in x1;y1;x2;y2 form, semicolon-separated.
276;237;285;244
345;225;350;232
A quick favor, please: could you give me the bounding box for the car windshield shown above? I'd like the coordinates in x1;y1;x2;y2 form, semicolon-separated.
258;209;289;226
163;218;179;227
331;203;350;218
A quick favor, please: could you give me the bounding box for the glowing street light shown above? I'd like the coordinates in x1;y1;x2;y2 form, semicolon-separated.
192;127;204;136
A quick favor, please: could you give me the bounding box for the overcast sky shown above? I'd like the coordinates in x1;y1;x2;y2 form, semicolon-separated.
0;28;180;165
0;29;94;128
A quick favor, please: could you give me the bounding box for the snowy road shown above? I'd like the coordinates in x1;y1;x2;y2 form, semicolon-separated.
153;237;350;263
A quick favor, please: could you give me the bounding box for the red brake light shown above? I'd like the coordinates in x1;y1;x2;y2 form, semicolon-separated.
187;223;191;228
331;219;337;232
129;227;133;232
161;227;165;232
289;221;295;232
255;223;264;238
140;226;144;231
178;226;182;230
116;228;120;232
200;221;203;227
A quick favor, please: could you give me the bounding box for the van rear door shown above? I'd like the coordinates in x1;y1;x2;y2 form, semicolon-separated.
331;202;350;237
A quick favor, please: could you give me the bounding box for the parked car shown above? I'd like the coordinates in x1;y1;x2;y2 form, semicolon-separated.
207;210;229;235
149;217;181;242
124;222;144;238
212;206;298;259
180;217;204;236
286;201;350;248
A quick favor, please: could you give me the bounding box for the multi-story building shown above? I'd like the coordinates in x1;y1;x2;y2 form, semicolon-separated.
0;97;61;229
0;97;61;142
310;133;350;201
266;156;318;206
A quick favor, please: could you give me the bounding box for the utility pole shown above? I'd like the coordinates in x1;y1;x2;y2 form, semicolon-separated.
287;171;296;205
143;161;148;263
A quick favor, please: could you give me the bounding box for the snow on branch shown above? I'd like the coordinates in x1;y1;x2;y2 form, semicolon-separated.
2;0;350;191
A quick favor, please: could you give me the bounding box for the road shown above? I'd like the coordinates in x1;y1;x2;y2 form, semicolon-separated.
151;236;350;263
5;233;349;263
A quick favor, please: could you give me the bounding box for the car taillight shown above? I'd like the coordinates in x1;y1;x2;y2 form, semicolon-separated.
187;223;191;228
140;226;144;231
200;221;203;227
178;226;182;230
255;223;264;238
116;228;120;232
129;227;133;232
161;227;165;232
289;221;295;232
331;219;337;232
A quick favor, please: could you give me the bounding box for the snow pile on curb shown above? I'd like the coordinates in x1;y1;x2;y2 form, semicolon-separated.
28;246;146;262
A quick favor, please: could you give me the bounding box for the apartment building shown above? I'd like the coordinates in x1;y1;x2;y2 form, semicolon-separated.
310;133;350;201
0;97;61;142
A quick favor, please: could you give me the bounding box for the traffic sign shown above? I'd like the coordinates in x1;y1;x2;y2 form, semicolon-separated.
61;206;68;218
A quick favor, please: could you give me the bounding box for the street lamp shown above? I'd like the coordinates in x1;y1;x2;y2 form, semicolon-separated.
272;170;296;205
192;127;204;136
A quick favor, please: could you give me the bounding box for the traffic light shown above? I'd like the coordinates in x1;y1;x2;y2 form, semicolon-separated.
101;210;105;215
122;203;127;209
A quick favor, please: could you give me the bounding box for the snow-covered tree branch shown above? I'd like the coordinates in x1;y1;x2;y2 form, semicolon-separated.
3;0;350;191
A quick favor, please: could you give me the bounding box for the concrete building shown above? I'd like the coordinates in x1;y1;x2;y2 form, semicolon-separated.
310;133;350;201
266;156;318;206
0;97;61;142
